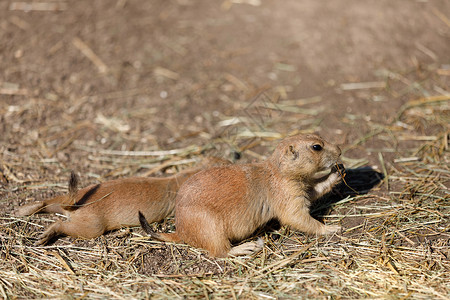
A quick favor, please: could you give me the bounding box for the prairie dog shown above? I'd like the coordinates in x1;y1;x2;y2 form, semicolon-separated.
140;134;343;257
17;157;230;245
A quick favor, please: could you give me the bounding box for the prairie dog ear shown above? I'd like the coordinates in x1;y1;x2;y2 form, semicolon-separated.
288;145;299;160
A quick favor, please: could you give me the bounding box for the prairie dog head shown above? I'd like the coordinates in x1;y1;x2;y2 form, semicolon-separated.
270;134;341;179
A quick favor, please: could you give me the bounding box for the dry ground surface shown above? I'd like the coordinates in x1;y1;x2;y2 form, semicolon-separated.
1;0;449;298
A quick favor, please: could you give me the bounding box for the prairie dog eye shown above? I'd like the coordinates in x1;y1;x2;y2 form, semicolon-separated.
311;144;322;151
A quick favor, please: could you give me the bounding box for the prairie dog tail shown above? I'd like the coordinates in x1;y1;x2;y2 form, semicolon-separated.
62;171;80;211
138;211;181;243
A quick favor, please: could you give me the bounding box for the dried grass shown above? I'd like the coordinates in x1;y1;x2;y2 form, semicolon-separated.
1;67;449;299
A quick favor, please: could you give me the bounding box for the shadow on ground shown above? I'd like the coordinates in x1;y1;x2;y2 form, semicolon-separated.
311;167;384;218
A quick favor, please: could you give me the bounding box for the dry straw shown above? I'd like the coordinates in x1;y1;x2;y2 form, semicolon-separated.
1;71;449;298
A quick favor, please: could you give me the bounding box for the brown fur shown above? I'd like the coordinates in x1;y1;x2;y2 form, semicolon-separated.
17;157;230;245
140;134;343;257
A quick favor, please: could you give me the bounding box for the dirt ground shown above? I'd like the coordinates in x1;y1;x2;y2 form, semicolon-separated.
1;0;449;298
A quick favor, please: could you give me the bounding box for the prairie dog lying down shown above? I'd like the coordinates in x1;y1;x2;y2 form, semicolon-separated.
140;134;343;257
17;157;231;245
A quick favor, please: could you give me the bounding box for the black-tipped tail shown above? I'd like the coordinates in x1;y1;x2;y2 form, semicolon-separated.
68;171;79;201
139;211;156;237
139;211;179;242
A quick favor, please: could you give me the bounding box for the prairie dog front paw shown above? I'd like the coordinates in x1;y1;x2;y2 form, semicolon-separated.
328;171;343;186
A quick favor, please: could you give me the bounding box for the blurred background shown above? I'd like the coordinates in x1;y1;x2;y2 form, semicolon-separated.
1;0;448;177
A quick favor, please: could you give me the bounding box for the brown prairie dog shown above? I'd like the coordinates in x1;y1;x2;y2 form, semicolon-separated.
140;134;343;257
17;156;231;245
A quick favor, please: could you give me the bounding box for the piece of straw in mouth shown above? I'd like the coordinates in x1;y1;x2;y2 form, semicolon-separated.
333;163;359;195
